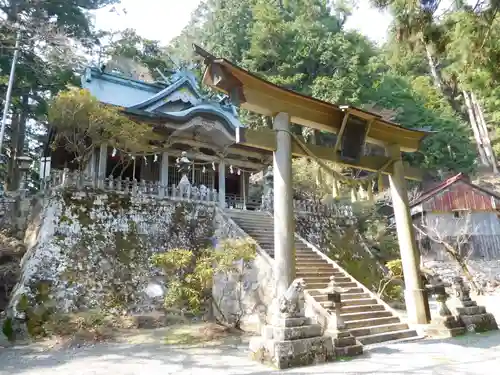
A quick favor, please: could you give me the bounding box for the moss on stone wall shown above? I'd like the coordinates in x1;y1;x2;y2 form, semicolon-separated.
9;188;219;339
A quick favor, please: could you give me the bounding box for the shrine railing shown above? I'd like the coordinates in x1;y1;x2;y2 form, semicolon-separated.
46;169;220;203
43;169;353;216
293;199;353;217
261;193;353;217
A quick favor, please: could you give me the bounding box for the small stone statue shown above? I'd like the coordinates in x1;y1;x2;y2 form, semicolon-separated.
199;184;208;200
176;151;192;176
453;276;471;302
263;166;273;194
278;278;306;318
176;151;192;197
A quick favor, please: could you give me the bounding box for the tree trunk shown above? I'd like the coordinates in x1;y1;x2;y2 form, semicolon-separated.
423;43;470;124
5;113;19;191
424;44;443;92
471;92;498;173
13;95;29;191
463;91;489;167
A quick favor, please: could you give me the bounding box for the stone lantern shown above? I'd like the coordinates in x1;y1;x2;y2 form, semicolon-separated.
424;276;465;337
261;166;274;211
322;276;363;357
15;155;32;195
451;276;498;333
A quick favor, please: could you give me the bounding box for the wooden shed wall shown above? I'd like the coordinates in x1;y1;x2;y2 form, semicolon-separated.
415;212;500;261
422;180;500;212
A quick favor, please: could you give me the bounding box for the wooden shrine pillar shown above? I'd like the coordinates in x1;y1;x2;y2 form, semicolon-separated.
387;144;428;324
97;144;107;188
160;152;169;197
273;112;296;305
241;170;248;209
218;161;226;208
86;148;96;179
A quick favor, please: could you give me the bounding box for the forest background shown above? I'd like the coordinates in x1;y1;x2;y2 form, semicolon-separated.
1;0;500;193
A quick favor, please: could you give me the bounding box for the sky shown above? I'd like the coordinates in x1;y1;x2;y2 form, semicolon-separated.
93;0;393;46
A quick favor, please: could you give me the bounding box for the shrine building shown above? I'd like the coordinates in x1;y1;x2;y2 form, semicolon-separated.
45;66;270;209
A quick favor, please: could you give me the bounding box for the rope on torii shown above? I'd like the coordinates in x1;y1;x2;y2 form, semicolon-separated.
287;130;396;199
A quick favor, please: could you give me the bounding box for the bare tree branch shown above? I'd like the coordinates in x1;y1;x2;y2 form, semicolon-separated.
413;212;483;294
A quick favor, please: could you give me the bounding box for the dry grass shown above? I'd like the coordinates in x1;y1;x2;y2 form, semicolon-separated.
37;311;251;349
40;310;137;346
162;322;248;347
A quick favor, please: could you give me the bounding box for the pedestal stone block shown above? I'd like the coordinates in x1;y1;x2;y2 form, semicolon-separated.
425;315;465;338
249;278;335;369
332;331;363;357
270;324;322;341
460;313;498;333
452;276;499;333
456;306;486;316
250;334;335;369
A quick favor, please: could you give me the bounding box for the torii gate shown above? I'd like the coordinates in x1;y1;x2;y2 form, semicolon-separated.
194;44;430;324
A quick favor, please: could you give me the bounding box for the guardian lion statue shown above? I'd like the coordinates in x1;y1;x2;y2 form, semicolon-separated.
278;278;307;318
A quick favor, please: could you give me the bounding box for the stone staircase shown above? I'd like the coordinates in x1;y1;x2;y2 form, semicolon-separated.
227;209;418;345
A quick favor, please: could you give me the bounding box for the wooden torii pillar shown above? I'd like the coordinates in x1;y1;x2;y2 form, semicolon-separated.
195;44;430;325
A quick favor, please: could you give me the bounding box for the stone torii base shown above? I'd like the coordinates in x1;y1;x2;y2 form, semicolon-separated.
249;278;335;369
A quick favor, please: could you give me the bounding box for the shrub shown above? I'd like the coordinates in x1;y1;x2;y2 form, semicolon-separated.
152;238;257;327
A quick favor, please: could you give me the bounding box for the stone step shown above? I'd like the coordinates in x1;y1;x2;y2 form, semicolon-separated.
247;236;310;245
227;209;268;215
229;211;270;216
243;233;274;239
356;329;419;345
348;322;410;338
234;223;273;229
304;282;330;289
296;271;344;278
228;212;270;217
230;216;271;221
340;304;386;314
300;275;351;283
255;243;312;252
238;229;275;234
295;255;325;261
316;292;368;306
345;316;400;329
303;278;358;289
341;298;379;307
311;291;367;303
296;264;340;270
296;260;328;266
297;260;335;266
295;253;328;263
238;227;275;233
341;310;393;322
337;292;371;300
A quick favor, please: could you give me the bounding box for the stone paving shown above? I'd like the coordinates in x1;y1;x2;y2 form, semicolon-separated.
1;330;500;375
